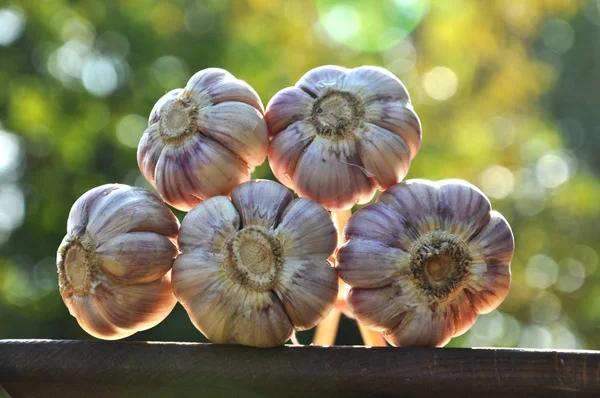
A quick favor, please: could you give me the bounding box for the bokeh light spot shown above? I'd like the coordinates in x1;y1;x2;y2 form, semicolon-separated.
81;56;119;97
519;325;553;348
116;115;147;149
556;258;586;293
423;66;458;101
0;184;25;245
479;165;515;199
536;153;570;188
0;7;26;46
525;254;559;289
541;18;575;54
151;56;189;91
322;4;361;43
317;0;428;52
0;129;21;176
530;291;562;324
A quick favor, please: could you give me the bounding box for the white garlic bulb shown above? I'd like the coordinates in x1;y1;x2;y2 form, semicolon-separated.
56;184;180;340
137;68;269;211
337;179;515;347
172;180;339;347
265;65;421;211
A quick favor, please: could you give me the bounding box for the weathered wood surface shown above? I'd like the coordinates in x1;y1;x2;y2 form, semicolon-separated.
1;339;599;397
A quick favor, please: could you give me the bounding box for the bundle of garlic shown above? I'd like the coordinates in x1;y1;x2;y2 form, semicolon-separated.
137;68;269;211
337;179;515;347
55;64;514;349
171;180;338;347
56;184;180;340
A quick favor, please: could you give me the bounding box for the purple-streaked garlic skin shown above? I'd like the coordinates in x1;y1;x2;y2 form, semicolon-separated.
265;65;422;211
336;179;514;347
172;179;338;347
56;184;180;340
137;68;269;211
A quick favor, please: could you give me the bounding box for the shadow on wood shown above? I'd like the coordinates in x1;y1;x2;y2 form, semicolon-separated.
1;339;599;397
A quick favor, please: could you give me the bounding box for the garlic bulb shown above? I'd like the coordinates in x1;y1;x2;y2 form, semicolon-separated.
137;68;269;211
265;65;421;211
336;179;514;347
172;180;338;347
56;184;180;340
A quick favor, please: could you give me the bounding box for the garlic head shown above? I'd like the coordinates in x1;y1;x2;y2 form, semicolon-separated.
56;184;180;340
137;68;269;211
265;65;422;211
336;179;514;347
172;180;338;347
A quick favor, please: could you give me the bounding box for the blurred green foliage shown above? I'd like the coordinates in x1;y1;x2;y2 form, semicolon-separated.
0;0;599;349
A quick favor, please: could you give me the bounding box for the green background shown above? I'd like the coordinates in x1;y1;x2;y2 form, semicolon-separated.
1;0;599;350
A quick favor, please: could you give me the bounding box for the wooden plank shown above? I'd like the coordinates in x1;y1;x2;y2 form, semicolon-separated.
0;339;599;397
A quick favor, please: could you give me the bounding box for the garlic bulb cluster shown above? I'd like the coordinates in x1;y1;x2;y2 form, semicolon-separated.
56;184;180;340
337;179;514;347
172;180;339;347
137;68;269;211
265;65;422;211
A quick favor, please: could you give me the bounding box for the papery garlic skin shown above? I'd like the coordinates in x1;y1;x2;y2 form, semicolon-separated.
265;65;422;211
172;180;338;347
138;68;269;211
56;184;180;340
336;179;514;347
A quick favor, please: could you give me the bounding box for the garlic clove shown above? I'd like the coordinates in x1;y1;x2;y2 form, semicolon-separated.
447;289;479;337
154;137;249;211
344;202;415;250
65;185;122;236
355;123;411;190
469;211;515;265
378;179;444;234
230;179;293;229
383;305;453;348
296;65;347;97
65;295;123;340
196;102;269;167
464;212;513;314
342;66;411;103
172;250;226;301
57;184;179;340
137;124;165;185
265;87;314;135
229;289;294;347
84;185;180;239
177;196;240;253
268;120;316;189
275;258;338;330
184;68;264;112
97;232;178;284
291;138;374;211
92;274;176;332
336;239;410;288
438;179;492;241
181;274;293;347
275;198;337;262
345;284;416;332
364;101;421;159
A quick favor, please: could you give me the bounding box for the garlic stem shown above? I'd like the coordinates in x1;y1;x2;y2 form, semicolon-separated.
357;322;388;347
312;308;341;346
